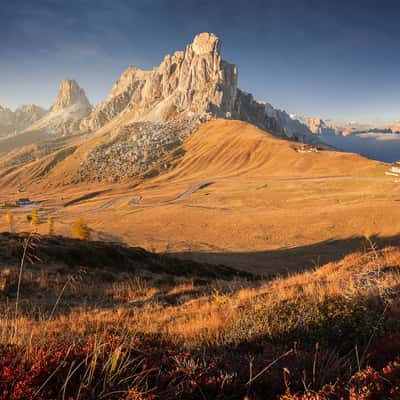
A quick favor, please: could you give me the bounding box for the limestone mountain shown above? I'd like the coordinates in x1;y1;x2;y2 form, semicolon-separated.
80;32;316;143
0;104;47;137
25;79;91;136
80;33;236;132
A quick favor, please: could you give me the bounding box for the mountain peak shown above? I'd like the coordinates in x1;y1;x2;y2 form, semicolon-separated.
80;32;315;143
20;79;92;136
52;79;91;112
191;32;221;55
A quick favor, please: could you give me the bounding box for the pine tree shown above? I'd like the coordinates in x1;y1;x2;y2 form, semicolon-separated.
47;216;54;236
72;218;90;240
31;209;41;231
5;212;14;232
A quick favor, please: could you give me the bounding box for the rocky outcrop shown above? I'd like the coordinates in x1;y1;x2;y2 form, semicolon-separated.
80;32;315;143
78;119;202;183
25;79;91;135
0;105;47;136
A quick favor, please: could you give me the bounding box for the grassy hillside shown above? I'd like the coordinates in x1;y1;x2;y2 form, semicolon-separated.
1;233;400;399
155;119;385;181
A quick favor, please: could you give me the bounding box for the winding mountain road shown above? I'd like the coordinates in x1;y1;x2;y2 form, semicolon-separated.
128;175;395;207
129;181;215;207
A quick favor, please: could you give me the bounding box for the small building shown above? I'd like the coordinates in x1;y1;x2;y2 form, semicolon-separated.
390;166;400;174
295;144;319;153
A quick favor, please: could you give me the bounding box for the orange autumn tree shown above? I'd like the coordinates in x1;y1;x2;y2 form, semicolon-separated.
31;209;41;231
5;212;14;232
72;218;90;240
47;216;55;236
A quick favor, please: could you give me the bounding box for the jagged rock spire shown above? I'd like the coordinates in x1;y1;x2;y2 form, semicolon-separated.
52;79;91;112
21;79;92;136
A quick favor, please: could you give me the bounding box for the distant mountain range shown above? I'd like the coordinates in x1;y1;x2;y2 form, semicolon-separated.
299;116;400;137
0;80;91;138
295;116;400;163
0;105;47;137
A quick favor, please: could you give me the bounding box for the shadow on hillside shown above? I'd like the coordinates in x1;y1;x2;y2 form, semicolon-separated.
2;232;400;317
170;234;400;276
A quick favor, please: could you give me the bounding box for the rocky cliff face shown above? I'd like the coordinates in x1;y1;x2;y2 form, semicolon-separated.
234;91;314;141
0;105;47;136
80;33;237;132
25;79;91;135
80;32;315;142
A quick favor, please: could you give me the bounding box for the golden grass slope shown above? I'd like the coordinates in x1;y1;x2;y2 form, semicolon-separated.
156;119;384;182
0;119;398;274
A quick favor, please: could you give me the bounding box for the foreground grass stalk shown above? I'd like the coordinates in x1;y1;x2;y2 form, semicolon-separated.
33;345;73;399
14;232;32;340
49;274;74;320
247;349;294;386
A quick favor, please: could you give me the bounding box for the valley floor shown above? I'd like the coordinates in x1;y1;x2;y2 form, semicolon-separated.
1;169;399;274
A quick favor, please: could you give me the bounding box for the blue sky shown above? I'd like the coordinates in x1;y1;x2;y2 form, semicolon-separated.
2;0;400;122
